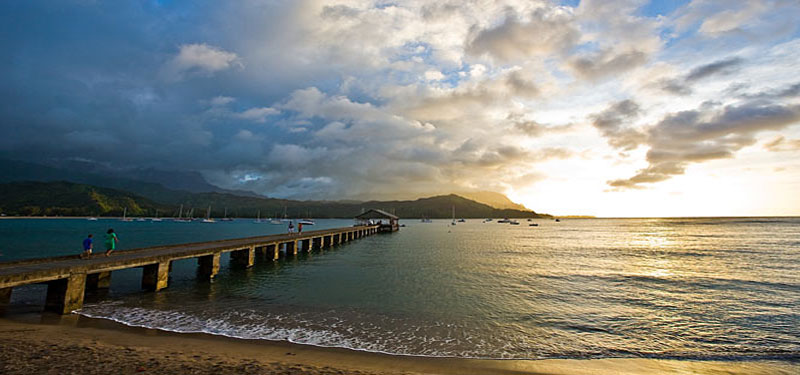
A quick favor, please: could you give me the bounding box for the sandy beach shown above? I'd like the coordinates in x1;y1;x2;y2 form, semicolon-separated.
0;314;795;375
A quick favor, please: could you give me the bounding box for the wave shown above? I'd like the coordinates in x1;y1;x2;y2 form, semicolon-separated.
75;304;800;362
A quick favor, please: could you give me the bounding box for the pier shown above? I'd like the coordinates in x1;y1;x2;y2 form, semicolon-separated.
0;225;381;314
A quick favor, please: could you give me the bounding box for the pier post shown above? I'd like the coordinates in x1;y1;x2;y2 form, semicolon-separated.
142;262;170;291
288;240;298;255
45;273;86;314
267;243;279;260
312;237;321;250
0;287;11;305
86;271;112;290
231;246;255;268
198;253;221;279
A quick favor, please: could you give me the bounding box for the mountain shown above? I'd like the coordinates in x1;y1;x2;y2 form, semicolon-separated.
456;191;529;211
0;158;262;199
0;159;550;218
0;181;170;217
0;182;550;219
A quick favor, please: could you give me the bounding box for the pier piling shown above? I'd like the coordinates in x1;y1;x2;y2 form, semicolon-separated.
142;262;170;291
231;246;256;268
86;271;112;290
45;274;86;314
198;254;221;279
0;287;11;304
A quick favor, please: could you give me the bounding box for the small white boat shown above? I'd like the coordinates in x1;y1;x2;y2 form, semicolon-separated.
421;217;432;223
87;217;98;221
202;206;215;223
135;218;146;222
298;219;315;225
121;207;132;222
509;220;520;225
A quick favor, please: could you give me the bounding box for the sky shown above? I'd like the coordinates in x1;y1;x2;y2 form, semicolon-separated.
1;0;799;217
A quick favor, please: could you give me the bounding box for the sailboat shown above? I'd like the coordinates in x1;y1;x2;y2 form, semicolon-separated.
151;209;162;222
299;210;315;225
254;210;263;223
270;212;282;225
281;206;290;222
451;206;457;226
220;207;234;221
121;207;132;222
202;206;215;223
174;204;191;222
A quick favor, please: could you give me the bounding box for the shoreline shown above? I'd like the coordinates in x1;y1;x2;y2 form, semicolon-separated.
0;313;796;375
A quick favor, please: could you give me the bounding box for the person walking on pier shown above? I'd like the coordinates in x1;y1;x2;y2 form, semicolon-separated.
104;228;118;256
80;234;93;259
288;221;295;235
298;222;303;234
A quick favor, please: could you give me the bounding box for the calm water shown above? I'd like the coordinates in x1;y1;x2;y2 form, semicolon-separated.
2;217;799;361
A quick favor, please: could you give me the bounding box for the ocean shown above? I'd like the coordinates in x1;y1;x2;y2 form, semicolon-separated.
1;217;799;361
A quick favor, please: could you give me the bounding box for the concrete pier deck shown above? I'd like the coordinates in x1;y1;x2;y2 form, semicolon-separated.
0;225;380;314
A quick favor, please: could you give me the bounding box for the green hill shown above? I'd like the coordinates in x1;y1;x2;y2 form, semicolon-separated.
0;182;549;219
0;181;170;217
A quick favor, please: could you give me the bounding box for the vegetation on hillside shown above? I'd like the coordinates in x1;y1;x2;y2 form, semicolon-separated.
0;182;550;219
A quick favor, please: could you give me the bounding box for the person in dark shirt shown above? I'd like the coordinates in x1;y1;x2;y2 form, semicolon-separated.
80;234;93;259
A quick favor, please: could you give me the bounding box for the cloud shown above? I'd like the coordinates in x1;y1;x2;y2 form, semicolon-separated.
235;107;280;123
609;101;800;189
590;100;646;151
1;0;799;204
567;49;648;81
659;57;744;95
764;136;800;152
210;96;236;106
685;57;744;82
162;43;242;81
465;8;579;63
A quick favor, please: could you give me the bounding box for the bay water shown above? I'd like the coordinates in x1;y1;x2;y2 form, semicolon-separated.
1;217;798;361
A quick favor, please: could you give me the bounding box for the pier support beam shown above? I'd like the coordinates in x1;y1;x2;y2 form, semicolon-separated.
45;273;86;314
286;240;298;255
231;246;255;268
198;253;221;279
267;244;279;260
142;262;170;291
0;287;11;305
86;271;112;290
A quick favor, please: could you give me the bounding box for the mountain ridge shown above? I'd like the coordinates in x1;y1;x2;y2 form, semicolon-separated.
0;181;550;219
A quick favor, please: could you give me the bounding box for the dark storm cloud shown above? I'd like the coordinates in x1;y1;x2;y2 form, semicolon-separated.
0;1;320;178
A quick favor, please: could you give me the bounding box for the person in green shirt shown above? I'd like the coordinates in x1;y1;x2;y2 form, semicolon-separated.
104;228;119;256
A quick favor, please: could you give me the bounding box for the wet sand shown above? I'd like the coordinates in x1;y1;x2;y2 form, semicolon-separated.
0;314;796;375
